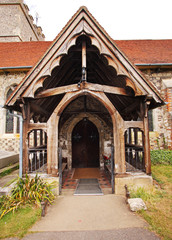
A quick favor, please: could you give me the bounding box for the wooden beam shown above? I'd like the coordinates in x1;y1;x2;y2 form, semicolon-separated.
30;102;49;116
124;121;143;131
85;82;128;95
35;82;129;99
121;101;140;115
35;84;78;98
28;123;47;132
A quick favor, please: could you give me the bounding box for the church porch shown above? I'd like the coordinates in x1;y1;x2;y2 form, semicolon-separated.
5;8;164;195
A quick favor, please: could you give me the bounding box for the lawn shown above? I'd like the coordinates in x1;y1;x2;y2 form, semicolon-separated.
0;205;41;239
130;164;172;240
0;174;55;239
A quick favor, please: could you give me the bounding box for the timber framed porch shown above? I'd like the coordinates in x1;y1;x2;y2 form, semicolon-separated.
5;7;164;194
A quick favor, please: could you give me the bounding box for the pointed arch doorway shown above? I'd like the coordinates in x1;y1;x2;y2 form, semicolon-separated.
72;118;99;168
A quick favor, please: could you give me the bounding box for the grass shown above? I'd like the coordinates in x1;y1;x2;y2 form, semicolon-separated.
150;150;172;165
0;165;19;178
130;164;172;240
0;174;56;238
0;205;41;239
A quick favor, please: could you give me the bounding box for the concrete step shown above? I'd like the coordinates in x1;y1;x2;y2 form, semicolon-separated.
0;162;19;174
0;150;19;169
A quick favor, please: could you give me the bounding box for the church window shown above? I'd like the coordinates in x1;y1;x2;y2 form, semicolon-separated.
148;110;153;131
5;85;19;134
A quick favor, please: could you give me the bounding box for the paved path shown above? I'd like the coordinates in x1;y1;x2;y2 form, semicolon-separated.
31;194;147;231
1;184;160;240
23;228;160;240
23;191;160;240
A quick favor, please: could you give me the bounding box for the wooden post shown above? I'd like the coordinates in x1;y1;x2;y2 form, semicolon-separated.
47;114;59;175
21;103;30;174
134;128;138;145
82;40;87;82
112;112;126;174
40;129;43;145
143;102;151;174
34;130;37;147
82;40;86;68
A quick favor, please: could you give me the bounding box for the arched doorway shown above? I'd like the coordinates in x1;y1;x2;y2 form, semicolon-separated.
72;118;99;168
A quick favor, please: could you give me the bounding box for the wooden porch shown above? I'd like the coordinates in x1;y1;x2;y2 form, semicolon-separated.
5;7;164;193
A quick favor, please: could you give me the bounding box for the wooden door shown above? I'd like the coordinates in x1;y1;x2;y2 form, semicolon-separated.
72;119;99;168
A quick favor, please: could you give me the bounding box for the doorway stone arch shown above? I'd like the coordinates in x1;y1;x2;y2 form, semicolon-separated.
59;112;113;170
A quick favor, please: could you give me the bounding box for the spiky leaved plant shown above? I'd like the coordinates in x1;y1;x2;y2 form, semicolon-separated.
0;174;55;219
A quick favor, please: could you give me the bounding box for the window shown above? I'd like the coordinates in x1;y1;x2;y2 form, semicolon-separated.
6;89;14;133
148;110;153;131
5;85;19;134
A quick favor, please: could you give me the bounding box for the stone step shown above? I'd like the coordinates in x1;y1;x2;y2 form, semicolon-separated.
0;162;19;174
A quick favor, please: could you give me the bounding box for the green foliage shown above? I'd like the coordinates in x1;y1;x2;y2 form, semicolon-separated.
129;186;164;202
150;150;172;165
0;165;19;178
152;165;172;184
130;187;152;201
130;165;172;240
0;205;41;239
151;172;164;185
0;174;55;219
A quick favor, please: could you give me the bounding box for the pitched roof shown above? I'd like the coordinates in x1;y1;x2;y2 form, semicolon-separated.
115;39;172;65
0;41;51;69
0;39;172;69
5;5;165;114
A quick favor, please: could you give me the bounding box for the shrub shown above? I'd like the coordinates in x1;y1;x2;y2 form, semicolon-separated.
150;150;172;165
0;174;55;219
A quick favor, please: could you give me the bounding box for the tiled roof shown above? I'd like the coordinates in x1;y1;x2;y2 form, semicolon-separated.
0;40;172;69
115;39;172;65
0;41;51;69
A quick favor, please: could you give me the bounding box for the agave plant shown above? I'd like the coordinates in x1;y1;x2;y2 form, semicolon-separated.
0;174;55;219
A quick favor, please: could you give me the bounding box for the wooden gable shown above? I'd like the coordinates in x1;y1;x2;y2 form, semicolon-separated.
6;6;164;123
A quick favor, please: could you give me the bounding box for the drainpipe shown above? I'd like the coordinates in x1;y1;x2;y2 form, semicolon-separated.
9;111;23;178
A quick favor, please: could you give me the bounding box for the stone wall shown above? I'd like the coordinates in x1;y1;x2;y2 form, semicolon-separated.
0;71;27;153
0;0;44;42
142;68;172;149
